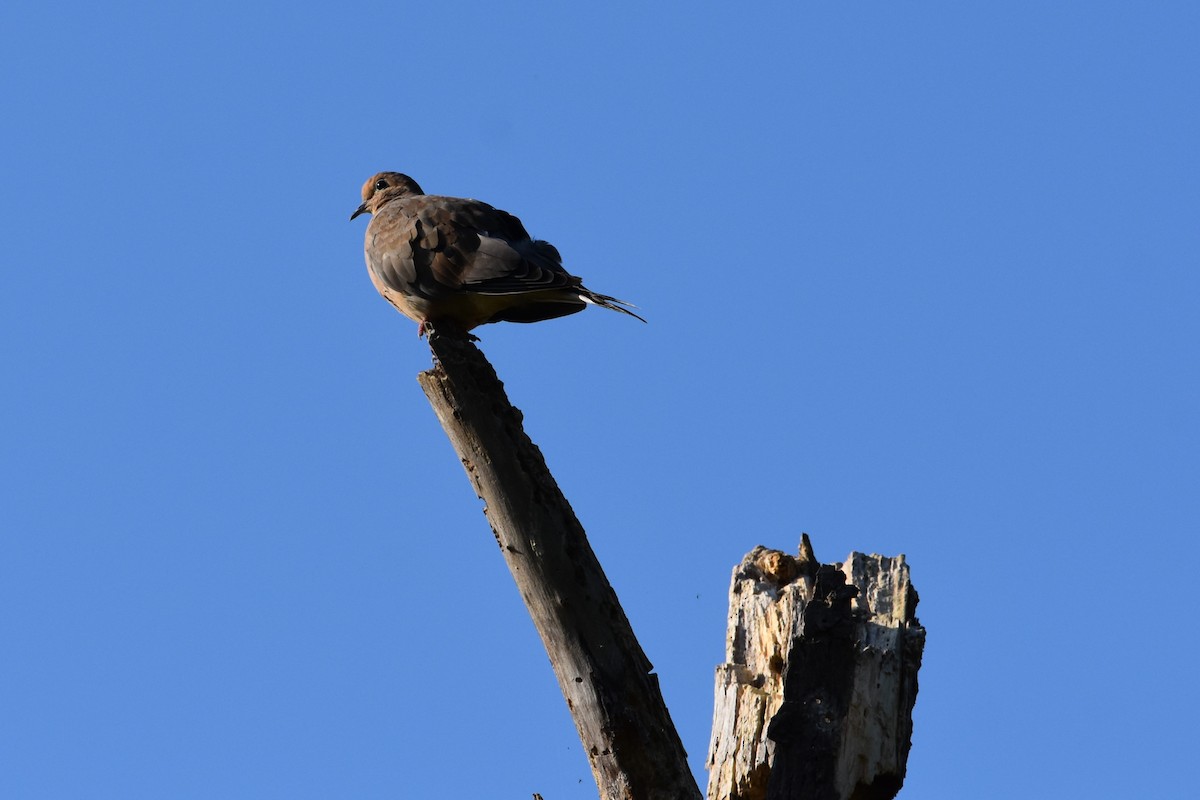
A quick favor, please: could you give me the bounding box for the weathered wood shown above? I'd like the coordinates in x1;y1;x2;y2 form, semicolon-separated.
417;331;701;800
706;537;923;800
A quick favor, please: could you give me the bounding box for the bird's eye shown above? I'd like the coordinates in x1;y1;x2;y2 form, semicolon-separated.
374;178;389;191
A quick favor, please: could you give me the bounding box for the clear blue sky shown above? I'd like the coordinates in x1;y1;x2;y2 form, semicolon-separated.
2;2;1196;797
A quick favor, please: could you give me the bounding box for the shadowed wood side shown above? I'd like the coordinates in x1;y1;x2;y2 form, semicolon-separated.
417;331;701;800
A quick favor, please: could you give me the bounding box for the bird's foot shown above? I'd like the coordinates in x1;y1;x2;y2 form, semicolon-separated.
422;320;478;342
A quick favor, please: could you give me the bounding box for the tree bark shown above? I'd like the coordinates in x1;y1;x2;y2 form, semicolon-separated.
706;537;924;800
417;332;701;800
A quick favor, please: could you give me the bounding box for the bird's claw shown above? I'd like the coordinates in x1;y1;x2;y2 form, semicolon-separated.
420;320;478;342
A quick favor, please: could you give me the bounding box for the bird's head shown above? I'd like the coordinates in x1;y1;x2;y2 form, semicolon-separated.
350;172;425;220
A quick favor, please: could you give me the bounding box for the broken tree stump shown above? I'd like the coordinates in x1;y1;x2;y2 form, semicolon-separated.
417;332;701;800
706;536;924;800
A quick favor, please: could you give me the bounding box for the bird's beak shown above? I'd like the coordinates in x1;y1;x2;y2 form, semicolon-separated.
350;202;369;221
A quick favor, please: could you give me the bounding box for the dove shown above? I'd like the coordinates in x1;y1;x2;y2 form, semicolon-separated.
351;172;645;336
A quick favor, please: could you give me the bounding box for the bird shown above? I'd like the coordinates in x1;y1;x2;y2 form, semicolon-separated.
350;172;645;336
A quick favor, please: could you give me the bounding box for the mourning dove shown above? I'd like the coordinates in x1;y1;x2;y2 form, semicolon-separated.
350;172;645;336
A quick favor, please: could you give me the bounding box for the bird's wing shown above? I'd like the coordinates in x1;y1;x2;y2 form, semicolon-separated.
407;197;583;297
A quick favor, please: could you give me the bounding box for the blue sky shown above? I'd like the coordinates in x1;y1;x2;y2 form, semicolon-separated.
2;2;1197;797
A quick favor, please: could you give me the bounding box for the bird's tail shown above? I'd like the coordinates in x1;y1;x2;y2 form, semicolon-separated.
580;290;647;323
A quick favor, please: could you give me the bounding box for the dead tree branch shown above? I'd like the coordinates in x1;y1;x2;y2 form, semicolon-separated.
417;332;701;800
707;537;924;800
